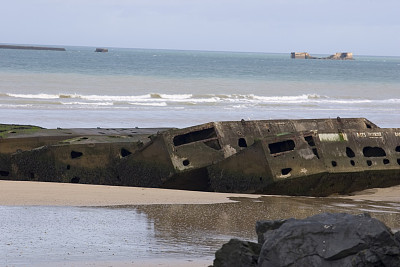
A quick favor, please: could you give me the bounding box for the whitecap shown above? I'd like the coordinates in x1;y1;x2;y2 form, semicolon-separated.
129;102;167;107
7;93;60;99
62;102;114;106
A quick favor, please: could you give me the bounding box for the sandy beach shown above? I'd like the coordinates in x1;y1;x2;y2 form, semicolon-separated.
0;180;264;206
1;180;400;206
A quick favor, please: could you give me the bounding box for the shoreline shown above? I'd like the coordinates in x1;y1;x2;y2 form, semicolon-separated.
29;259;214;267
339;185;400;202
1;180;400;206
0;180;262;206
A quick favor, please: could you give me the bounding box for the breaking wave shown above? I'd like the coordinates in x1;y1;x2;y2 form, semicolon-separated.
3;92;399;108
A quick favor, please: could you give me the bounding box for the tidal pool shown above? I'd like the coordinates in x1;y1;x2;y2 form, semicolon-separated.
1;196;400;266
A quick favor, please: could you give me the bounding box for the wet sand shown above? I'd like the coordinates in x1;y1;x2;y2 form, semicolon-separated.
340;185;400;202
2;180;400;267
0;181;262;267
30;259;213;267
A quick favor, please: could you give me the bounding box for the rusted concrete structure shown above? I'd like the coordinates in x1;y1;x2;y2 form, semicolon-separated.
1;118;399;196
291;52;312;59
327;52;353;60
0;125;167;185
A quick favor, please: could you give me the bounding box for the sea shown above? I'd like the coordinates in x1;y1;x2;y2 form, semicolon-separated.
1;46;399;129
1;46;400;266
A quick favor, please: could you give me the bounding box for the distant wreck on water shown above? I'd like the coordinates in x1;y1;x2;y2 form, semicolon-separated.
95;48;108;52
1;118;399;196
291;52;353;60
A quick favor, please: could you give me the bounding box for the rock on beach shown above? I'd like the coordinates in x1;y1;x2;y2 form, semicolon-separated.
213;213;400;267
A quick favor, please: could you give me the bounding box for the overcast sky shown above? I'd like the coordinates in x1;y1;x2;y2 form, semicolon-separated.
1;0;399;56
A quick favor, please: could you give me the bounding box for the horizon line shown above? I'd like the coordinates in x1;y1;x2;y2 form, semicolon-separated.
1;42;399;58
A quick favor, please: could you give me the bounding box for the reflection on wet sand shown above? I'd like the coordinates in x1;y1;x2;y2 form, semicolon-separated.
122;195;400;256
2;196;399;266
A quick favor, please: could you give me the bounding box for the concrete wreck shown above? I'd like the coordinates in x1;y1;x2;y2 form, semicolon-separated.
1;118;399;196
291;52;353;60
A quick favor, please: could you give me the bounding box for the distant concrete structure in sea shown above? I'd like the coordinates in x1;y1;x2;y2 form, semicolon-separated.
291;52;353;60
95;48;109;52
0;44;65;51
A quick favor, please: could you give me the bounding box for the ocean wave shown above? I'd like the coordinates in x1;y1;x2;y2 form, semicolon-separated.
150;93;192;99
62;102;114;106
384;98;400;103
129;102;167;107
0;104;33;108
7;93;61;99
4;92;400;107
59;94;76;99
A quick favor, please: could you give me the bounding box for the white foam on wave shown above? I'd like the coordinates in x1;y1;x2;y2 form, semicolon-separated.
79;94;149;102
318;99;372;104
5;92;400;107
7;93;61;99
129;102;167;107
62;102;114;106
82;93;216;104
152;93;192;99
252;94;317;103
384;98;400;103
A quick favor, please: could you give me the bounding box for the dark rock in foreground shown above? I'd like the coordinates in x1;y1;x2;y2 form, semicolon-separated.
213;213;400;267
213;239;261;267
